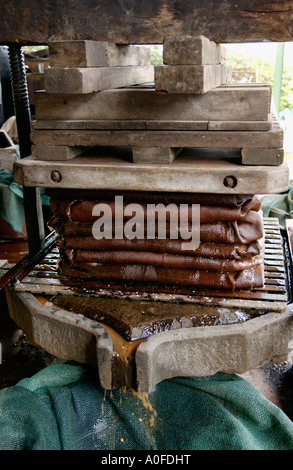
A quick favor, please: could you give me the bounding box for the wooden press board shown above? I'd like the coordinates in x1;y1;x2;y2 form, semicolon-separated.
14;149;289;194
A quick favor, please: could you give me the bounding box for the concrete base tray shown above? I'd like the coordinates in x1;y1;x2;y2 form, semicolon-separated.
5;288;293;392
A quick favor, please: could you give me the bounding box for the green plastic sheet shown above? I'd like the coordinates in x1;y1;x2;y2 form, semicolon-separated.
261;180;293;227
0;363;292;450
0;168;49;234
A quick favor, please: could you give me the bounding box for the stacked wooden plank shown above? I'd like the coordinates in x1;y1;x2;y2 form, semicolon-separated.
155;35;231;94
44;40;154;94
29;36;284;167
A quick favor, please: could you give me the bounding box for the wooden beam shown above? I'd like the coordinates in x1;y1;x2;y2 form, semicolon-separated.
154;64;232;94
1;0;293;44
32;118;273;132
163;35;225;65
44;65;154;94
49;42;151;68
34;84;271;122
241;148;284;165
30;125;283;151
13;152;290;194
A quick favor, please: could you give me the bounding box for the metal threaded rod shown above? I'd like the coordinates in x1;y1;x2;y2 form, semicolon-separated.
8;44;31;158
8;44;45;253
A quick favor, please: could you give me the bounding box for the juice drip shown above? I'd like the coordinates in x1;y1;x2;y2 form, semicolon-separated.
115;385;157;426
130;389;157;426
34;294;146;387
34;295;158;427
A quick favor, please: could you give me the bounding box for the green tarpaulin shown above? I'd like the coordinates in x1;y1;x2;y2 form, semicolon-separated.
0;168;49;234
0;363;292;450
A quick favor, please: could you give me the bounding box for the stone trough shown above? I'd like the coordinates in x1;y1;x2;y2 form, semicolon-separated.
4;288;293;393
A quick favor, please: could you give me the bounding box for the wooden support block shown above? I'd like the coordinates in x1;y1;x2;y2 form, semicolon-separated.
49;41;151;68
132;146;182;163
44;65;154;94
34;84;271;122
27;72;45;106
241;148;284;166
220;63;232;84
31;145;89;161
155;63;231;94
163;35;225;65
220;44;228;62
155;64;226;94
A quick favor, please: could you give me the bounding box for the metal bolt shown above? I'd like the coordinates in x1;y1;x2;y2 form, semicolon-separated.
50;170;62;183
223;175;237;188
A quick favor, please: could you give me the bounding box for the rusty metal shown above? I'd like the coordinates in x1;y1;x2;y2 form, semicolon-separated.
0;231;57;291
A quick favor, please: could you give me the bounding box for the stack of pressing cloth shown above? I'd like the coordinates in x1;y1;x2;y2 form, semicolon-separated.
47;189;265;291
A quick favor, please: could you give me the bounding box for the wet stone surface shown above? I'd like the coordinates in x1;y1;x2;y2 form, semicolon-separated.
262;361;293;421
0;333;58;390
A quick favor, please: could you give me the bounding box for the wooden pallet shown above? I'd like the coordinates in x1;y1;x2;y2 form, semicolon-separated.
30;114;283;164
31;76;277;164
